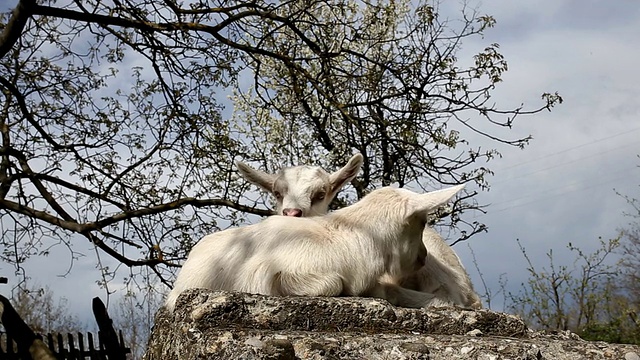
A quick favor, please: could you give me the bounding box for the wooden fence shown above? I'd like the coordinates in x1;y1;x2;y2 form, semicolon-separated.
0;288;130;360
0;330;131;360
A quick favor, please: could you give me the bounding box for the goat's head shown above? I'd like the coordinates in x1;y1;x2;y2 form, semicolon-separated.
358;184;466;274
236;154;364;217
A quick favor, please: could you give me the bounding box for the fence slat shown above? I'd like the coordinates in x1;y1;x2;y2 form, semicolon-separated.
93;298;126;360
97;331;107;360
68;333;77;360
57;333;65;358
78;332;86;360
47;333;55;355
1;333;17;360
7;333;16;354
87;332;98;360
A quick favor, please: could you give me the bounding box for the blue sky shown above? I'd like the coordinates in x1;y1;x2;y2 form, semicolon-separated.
1;0;639;324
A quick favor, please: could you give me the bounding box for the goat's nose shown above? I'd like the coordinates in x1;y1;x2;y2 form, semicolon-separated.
283;208;303;217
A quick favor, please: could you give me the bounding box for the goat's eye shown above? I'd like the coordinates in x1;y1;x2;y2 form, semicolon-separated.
313;191;326;202
274;191;283;199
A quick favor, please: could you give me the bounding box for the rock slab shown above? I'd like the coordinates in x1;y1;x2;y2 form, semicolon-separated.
144;289;640;359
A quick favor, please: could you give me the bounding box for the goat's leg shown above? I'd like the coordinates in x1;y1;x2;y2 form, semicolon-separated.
367;281;452;309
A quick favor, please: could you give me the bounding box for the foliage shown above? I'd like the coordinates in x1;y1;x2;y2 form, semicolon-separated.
6;282;84;334
112;285;164;360
508;238;621;331
610;187;640;344
579;312;640;345
0;0;560;289
509;237;640;344
231;0;562;242
619;188;640;302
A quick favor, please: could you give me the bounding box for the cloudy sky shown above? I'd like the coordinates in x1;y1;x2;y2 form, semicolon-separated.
451;0;640;310
1;0;639;325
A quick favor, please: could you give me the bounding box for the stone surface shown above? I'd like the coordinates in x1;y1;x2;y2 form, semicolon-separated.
144;289;640;360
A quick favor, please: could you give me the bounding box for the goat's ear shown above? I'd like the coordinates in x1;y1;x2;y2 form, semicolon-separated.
328;153;364;194
409;184;465;215
236;161;277;192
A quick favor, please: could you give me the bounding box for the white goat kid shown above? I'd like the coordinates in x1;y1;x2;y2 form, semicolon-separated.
236;154;364;217
237;156;482;309
165;185;465;311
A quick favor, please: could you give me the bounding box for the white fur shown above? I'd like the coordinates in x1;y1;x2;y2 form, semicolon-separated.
237;156;482;309
236;154;363;217
165;185;465;311
399;227;482;309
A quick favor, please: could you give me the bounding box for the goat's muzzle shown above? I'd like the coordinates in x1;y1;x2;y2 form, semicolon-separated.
283;208;303;217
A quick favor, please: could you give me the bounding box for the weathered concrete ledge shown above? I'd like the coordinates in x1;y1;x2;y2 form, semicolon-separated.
144;289;640;359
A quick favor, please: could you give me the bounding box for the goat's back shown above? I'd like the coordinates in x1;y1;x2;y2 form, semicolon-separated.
166;215;362;309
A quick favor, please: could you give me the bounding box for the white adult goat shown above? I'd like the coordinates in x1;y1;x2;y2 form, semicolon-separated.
236;154;364;217
165;184;465;311
237;156;482;309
